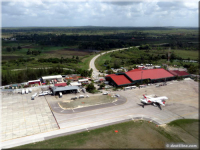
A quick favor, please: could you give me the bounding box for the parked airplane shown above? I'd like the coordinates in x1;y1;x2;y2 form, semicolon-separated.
138;94;168;110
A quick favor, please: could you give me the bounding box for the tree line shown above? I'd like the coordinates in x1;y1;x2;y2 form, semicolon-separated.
2;66;93;85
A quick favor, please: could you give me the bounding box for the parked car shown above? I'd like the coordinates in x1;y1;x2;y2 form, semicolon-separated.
71;96;78;100
21;89;25;95
103;92;108;95
28;88;32;93
79;95;85;98
115;94;120;97
59;92;62;98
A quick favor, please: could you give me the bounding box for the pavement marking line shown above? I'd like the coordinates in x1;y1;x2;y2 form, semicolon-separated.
49;96;128;116
61;110;65;112
1;128;59;142
72;109;75;112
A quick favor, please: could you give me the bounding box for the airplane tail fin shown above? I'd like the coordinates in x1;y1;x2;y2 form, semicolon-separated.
143;94;147;99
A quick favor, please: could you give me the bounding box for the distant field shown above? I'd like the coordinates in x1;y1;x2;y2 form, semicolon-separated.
172;50;199;60
13;119;198;149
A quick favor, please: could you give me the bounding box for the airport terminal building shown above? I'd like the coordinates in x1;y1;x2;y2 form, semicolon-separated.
105;68;190;87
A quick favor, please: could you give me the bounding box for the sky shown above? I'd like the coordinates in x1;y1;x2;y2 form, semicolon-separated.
1;0;199;27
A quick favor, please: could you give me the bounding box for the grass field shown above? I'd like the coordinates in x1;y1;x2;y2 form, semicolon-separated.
13;119;199;149
59;95;115;109
172;50;199;60
78;54;97;70
95;52;112;70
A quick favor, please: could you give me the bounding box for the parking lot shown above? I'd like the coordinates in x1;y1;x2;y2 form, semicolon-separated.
1;89;59;142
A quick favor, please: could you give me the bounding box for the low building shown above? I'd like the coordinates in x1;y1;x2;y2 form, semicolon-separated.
168;70;190;78
28;80;41;86
54;83;67;87
70;82;82;87
50;86;80;95
105;68;175;87
78;79;89;83
42;75;62;83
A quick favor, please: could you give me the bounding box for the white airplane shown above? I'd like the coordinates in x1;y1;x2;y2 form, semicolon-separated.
139;94;168;110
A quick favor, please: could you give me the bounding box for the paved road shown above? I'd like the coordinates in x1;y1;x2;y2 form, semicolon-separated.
89;46;138;79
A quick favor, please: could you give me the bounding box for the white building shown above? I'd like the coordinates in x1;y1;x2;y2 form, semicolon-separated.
42;75;62;83
78;79;89;83
70;82;82;87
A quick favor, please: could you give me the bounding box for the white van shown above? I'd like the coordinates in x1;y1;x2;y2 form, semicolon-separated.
21;89;25;94
79;95;84;98
29;88;32;93
59;92;62;98
25;89;29;94
131;86;137;89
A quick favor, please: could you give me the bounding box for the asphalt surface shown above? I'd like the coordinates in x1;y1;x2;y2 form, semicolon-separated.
47;95;127;114
89;46;137;79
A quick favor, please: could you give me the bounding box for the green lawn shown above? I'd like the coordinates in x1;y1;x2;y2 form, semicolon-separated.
13;119;198;149
95;53;112;70
77;54;97;70
173;50;199;60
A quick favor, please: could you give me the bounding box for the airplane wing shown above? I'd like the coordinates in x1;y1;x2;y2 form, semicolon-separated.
154;99;166;106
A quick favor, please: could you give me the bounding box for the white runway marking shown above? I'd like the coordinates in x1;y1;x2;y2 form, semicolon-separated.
72;109;75;112
61;110;64;112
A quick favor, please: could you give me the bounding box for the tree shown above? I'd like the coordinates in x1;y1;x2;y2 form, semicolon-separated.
104;60;109;65
76;56;79;60
12;47;17;51
67;80;71;85
100;83;105;89
6;47;12;52
86;83;96;93
27;49;32;55
113;60;120;69
46;80;50;85
17;46;22;50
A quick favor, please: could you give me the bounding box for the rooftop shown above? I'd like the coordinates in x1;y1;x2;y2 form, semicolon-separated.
42;75;62;80
51;86;79;92
109;75;132;86
126;68;174;81
168;70;190;76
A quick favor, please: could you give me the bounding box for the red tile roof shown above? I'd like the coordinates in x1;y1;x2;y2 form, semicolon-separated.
54;83;67;87
125;68;174;81
168;70;189;76
109;75;132;86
